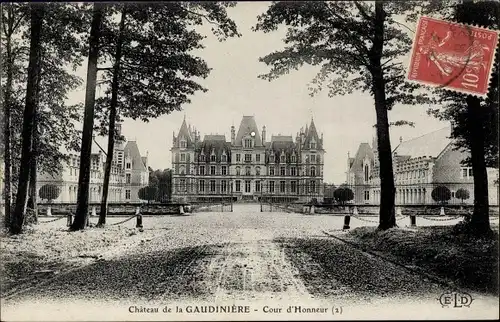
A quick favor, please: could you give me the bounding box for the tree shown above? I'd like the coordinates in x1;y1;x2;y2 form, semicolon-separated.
10;4;45;234
254;1;430;230
431;186;451;205
148;169;173;202
455;188;470;204
138;186;158;203
334;187;354;205
95;2;239;225
70;3;106;231
425;0;499;236
39;184;61;202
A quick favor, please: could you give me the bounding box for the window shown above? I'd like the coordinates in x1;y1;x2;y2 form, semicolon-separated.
461;167;473;178
180;154;185;162
244;139;252;148
236;167;241;176
245;180;251;193
180;166;185;175
269;181;275;193
199;166;205;175
310;141;316;149
221;155;227;162
221;180;227;193
256;154;260;162
291;181;297;193
280;166;286;176
309;180;316;193
126;173;131;184
451;191;455;198
210;166;216;175
180;179;186;191
291;167;297;176
126;162;131;169
245;154;252;162
199;180;205;192
245;166;251;176
310;166;316;177
317;155;321;163
210;155;216;162
180;140;186;148
364;191;370;201
269;155;275;163
221;166;227;175
291;155;296;163
280;155;286;163
310;155;316;163
200;154;205;161
125;189;131;200
280;181;286;193
255;167;260;176
269;167;275;176
235;180;241;192
236;154;241;162
364;164;369;182
210;180;216;192
255;180;261;192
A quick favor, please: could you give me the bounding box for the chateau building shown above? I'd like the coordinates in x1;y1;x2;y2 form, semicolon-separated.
37;124;149;203
347;125;499;205
171;116;325;203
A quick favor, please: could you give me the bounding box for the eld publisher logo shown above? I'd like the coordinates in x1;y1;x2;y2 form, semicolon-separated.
438;291;474;308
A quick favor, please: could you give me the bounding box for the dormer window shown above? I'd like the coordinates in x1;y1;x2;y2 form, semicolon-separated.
244;138;253;148
280;154;286;163
210;155;216;162
180;140;187;148
269;155;275;163
310;140;316;149
200;154;205;162
126;162;131;169
222;155;227;162
291;155;296;163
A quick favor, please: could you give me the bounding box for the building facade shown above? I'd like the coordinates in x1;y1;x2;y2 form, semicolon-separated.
347;125;499;206
37;124;149;203
171;116;326;203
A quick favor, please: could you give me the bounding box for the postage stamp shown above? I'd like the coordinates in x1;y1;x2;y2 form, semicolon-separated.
407;16;499;97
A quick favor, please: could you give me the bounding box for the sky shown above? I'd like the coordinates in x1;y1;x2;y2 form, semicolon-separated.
68;2;449;184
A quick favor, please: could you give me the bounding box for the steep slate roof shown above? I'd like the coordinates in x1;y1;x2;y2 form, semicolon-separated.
176;118;194;148
234;116;263;147
124;141;147;171
267;135;298;161
198;135;231;162
393;126;451;158
349;143;374;171
302;118;322;149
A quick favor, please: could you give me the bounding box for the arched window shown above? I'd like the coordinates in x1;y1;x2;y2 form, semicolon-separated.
245;166;251;176
221;155;227;162
180;166;185;175
255;167;261;176
236;167;241;176
310;166;316;177
364;164;369;182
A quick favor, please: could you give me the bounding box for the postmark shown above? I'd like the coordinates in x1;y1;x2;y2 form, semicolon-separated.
407;16;499;97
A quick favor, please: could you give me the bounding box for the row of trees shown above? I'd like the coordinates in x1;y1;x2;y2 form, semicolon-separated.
2;3;240;234
254;0;498;236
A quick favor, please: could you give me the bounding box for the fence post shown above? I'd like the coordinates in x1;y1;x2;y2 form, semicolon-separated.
136;214;143;228
67;214;73;227
353;206;358;215
343;215;351;230
179;204;185;215
310;204;315;214
440;206;445;216
47;206;52;217
410;215;416;227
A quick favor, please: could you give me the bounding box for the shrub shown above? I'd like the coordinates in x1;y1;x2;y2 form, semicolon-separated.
39;184;61;202
333;187;354;205
455;188;470;203
138;186;157;202
431;186;451;205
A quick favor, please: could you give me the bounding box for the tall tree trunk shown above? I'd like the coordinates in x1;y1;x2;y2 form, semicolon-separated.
28;114;38;224
98;8;127;227
465;96;492;236
10;5;44;234
371;1;396;230
70;3;105;231
3;6;14;228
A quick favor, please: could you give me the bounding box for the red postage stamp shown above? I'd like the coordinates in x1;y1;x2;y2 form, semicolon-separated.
407;16;499;97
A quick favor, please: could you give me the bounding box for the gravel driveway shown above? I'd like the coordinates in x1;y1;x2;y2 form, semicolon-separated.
2;204;498;320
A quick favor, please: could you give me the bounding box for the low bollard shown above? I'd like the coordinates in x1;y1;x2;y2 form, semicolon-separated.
353;206;359;215
179;205;185;215
91;206;97;217
136;214;143;228
410;215;417;227
67;214;73;226
343;215;351;230
85;213;90;227
47;207;53;217
440;207;445;216
310;205;315;214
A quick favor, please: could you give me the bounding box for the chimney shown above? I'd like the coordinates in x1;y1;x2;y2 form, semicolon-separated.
262;125;266;145
231;125;235;145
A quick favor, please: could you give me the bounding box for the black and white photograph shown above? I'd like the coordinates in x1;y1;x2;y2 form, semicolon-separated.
0;1;499;320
